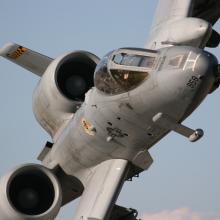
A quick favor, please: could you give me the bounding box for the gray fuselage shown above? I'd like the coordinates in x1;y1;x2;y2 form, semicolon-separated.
44;46;217;182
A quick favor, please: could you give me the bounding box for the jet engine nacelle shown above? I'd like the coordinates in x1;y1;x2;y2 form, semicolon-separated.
33;51;100;138
146;17;212;49
0;164;62;220
166;18;212;48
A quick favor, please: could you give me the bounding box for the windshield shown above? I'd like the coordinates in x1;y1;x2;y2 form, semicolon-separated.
94;56;124;94
113;54;156;68
94;48;157;95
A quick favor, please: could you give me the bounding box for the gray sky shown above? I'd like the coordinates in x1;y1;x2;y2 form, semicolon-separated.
0;1;219;220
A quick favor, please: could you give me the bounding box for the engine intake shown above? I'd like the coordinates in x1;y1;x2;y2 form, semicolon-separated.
0;164;62;220
56;53;96;101
33;51;100;137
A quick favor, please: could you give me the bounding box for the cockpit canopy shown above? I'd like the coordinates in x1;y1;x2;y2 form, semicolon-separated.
94;48;158;95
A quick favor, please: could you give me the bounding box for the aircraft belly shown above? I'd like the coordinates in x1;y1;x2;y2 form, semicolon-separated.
84;88;170;152
86;92;154;145
46;50;211;178
46;109;112;174
46;93;157;178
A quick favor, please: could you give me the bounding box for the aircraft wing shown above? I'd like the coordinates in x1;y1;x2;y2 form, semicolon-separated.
0;42;53;76
145;0;220;49
73;159;130;220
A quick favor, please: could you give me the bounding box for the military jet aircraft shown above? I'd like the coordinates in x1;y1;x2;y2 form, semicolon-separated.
0;0;220;220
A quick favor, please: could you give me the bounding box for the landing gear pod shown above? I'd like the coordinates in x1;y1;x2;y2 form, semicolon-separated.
189;129;204;142
0;164;62;220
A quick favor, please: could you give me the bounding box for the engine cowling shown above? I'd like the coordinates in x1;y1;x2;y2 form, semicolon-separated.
0;164;62;220
33;51;100;138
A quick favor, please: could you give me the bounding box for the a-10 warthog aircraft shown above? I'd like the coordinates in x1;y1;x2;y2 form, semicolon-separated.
0;0;220;220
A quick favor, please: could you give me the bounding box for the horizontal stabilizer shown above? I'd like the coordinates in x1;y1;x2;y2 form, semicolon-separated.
0;42;53;76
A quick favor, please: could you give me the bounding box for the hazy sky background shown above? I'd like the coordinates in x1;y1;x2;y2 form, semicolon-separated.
0;1;219;220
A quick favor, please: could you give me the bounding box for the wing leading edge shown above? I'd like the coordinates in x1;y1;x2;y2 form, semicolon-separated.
73;159;130;220
0;42;53;76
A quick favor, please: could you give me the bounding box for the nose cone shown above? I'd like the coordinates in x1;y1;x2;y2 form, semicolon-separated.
196;51;219;95
195;51;218;79
181;50;218;118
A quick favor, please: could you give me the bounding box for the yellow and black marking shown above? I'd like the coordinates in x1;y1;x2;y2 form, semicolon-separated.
81;118;95;136
7;46;27;59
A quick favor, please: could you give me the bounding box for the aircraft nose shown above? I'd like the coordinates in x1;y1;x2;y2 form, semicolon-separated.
193;51;218;94
182;49;217;81
195;51;218;78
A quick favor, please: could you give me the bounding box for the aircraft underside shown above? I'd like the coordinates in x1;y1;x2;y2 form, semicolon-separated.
0;0;219;219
